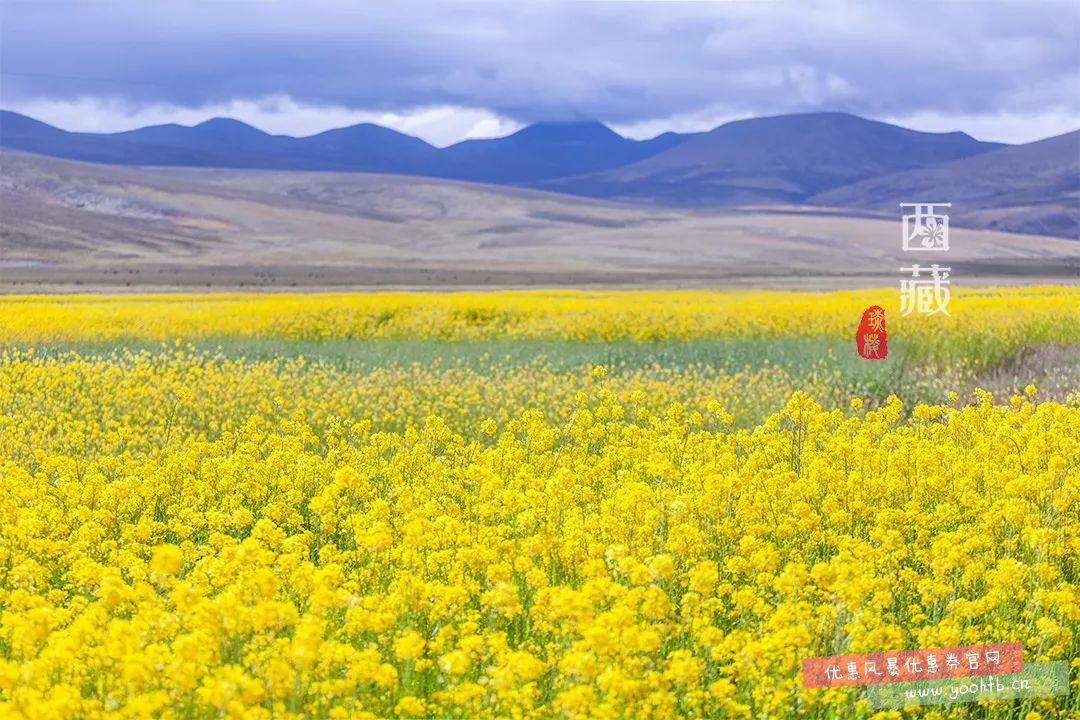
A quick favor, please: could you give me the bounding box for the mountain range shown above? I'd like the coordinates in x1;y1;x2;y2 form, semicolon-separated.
534;113;1002;204
1;109;1077;237
0;110;688;182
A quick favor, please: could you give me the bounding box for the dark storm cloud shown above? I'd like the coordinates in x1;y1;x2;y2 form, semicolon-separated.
2;0;1078;124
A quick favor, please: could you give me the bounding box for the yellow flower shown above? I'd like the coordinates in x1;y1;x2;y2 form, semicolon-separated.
150;544;184;577
439;649;471;677
393;631;426;661
688;560;719;596
649;554;676;581
507;650;545;681
394;696;425;718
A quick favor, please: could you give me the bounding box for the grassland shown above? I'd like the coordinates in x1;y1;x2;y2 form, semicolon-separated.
4;151;1078;292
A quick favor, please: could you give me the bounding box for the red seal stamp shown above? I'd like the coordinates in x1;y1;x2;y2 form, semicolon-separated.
857;305;888;359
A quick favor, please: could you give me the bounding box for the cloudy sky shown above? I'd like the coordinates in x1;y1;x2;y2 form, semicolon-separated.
2;1;1078;145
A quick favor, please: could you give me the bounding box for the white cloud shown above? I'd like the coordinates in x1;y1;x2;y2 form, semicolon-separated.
5;1;1077;133
4;95;523;147
611;106;753;140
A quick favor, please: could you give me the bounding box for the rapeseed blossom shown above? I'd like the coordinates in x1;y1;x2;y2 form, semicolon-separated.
0;289;1075;719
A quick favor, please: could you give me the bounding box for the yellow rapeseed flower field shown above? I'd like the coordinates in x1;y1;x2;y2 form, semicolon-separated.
0;285;1074;348
0;288;1076;719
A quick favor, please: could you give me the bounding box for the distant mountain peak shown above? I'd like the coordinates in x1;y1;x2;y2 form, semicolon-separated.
194;117;261;129
190;117;268;136
510;120;624;143
312;121;422;138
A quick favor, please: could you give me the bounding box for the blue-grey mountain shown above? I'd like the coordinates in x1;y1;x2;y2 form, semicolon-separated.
811;130;1080;239
3;109;1076;237
0;110;996;200
533;113;1002;203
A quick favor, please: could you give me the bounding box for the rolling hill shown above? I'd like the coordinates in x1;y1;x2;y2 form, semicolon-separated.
0;111;687;183
1;110;1002;200
0;111;440;172
2;150;1075;289
2;109;1075;241
811;130;1080;239
434;121;690;183
534;112;1001;204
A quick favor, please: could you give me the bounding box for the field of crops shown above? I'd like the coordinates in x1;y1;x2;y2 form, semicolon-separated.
0;287;1077;719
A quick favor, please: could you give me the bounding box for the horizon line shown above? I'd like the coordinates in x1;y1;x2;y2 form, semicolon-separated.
1;106;1052;148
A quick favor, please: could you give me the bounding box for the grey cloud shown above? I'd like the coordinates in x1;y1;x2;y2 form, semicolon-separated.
2;0;1077;125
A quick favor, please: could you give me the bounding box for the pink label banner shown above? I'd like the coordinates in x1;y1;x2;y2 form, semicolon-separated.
802;641;1022;689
